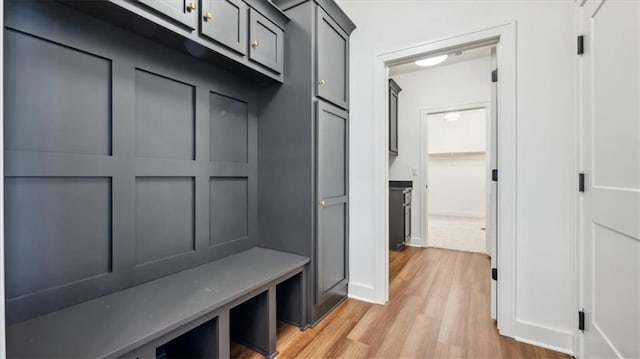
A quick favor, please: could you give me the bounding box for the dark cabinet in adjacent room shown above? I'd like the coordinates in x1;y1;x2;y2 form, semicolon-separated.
389;79;401;156
389;181;412;251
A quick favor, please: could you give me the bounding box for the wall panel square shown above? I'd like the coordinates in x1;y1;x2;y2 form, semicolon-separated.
4;30;112;156
5;177;112;298
209;92;248;163
210;177;248;246
135;69;195;160
135;177;195;265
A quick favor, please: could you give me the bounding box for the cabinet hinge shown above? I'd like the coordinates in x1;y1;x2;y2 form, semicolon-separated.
491;69;498;83
492;169;498;182
577;35;585;55
491;268;498;281
579;173;585;193
578;309;585;331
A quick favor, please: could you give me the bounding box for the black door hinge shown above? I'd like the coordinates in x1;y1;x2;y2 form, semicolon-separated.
492;169;499;182
491;268;498;281
579;173;585;192
578;309;585;331
491;69;498;83
577;35;584;55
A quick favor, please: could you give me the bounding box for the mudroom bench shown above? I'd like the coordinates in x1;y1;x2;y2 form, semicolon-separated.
7;248;308;359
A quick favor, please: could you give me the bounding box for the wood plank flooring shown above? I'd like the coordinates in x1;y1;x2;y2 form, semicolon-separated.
232;247;570;358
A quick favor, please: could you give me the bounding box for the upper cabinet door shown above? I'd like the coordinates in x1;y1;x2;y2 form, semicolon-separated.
388;79;401;156
200;0;248;55
137;0;197;30
248;9;284;74
316;7;349;110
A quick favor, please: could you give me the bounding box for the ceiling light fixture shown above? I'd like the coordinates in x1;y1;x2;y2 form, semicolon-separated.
415;54;448;67
444;112;460;122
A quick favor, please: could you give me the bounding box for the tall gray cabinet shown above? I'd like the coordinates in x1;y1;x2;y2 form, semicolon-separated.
259;0;355;325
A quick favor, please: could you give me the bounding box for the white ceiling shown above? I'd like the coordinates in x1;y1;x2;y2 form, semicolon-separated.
389;46;492;76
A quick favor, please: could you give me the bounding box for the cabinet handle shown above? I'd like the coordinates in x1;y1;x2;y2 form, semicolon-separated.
319;79;326;85
186;2;196;11
319;200;326;207
251;40;260;49
204;12;213;21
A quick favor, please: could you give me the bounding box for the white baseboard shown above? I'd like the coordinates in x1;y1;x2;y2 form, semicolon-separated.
406;243;425;248
348;282;378;303
514;319;575;355
407;237;426;247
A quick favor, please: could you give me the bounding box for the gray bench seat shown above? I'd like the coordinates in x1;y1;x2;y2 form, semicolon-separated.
7;247;309;358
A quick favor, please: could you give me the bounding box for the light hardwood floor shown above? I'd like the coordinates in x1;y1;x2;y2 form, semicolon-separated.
232;247;569;359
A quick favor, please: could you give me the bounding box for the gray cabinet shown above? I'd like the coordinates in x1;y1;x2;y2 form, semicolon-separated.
67;0;289;82
137;0;198;29
316;100;349;313
316;6;349;110
389;79;401;156
260;0;355;326
249;9;284;74
200;0;247;55
389;183;411;250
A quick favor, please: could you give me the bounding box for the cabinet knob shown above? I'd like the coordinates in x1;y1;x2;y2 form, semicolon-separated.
319;200;326;207
204;12;213;21
251;40;260;49
319;80;326;85
186;2;196;11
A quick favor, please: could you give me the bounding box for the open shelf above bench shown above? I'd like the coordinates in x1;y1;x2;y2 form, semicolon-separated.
7;247;309;358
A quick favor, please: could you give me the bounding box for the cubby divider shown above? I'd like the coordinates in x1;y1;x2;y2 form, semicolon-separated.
156;317;219;359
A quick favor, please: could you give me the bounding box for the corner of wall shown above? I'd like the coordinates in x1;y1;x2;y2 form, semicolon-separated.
348;282;378;303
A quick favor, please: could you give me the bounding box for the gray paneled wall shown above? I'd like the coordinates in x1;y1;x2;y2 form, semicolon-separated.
3;1;259;324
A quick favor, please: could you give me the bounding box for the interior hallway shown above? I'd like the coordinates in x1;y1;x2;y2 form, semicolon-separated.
232;247;569;358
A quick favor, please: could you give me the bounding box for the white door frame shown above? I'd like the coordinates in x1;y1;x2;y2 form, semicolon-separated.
1;0;6;355
372;22;517;337
419;102;491;248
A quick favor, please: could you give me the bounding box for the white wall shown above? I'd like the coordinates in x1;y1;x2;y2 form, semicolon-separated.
339;0;576;353
427;109;487;218
428;154;486;218
389;60;490;240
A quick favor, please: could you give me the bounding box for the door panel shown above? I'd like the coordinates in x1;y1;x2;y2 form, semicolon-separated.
316;7;348;109
318;108;346;198
200;0;247;55
580;1;640;358
137;0;197;29
248;9;284;74
389;86;398;155
316;100;348;309
319;203;346;294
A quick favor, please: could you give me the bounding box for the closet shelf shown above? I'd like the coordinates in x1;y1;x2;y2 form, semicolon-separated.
429;151;486;158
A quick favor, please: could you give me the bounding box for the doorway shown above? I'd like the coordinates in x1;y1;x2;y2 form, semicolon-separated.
423;106;490;254
373;23;517;336
387;41;497;311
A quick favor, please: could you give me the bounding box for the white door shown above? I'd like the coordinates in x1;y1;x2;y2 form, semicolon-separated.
579;1;640;358
488;47;498;320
